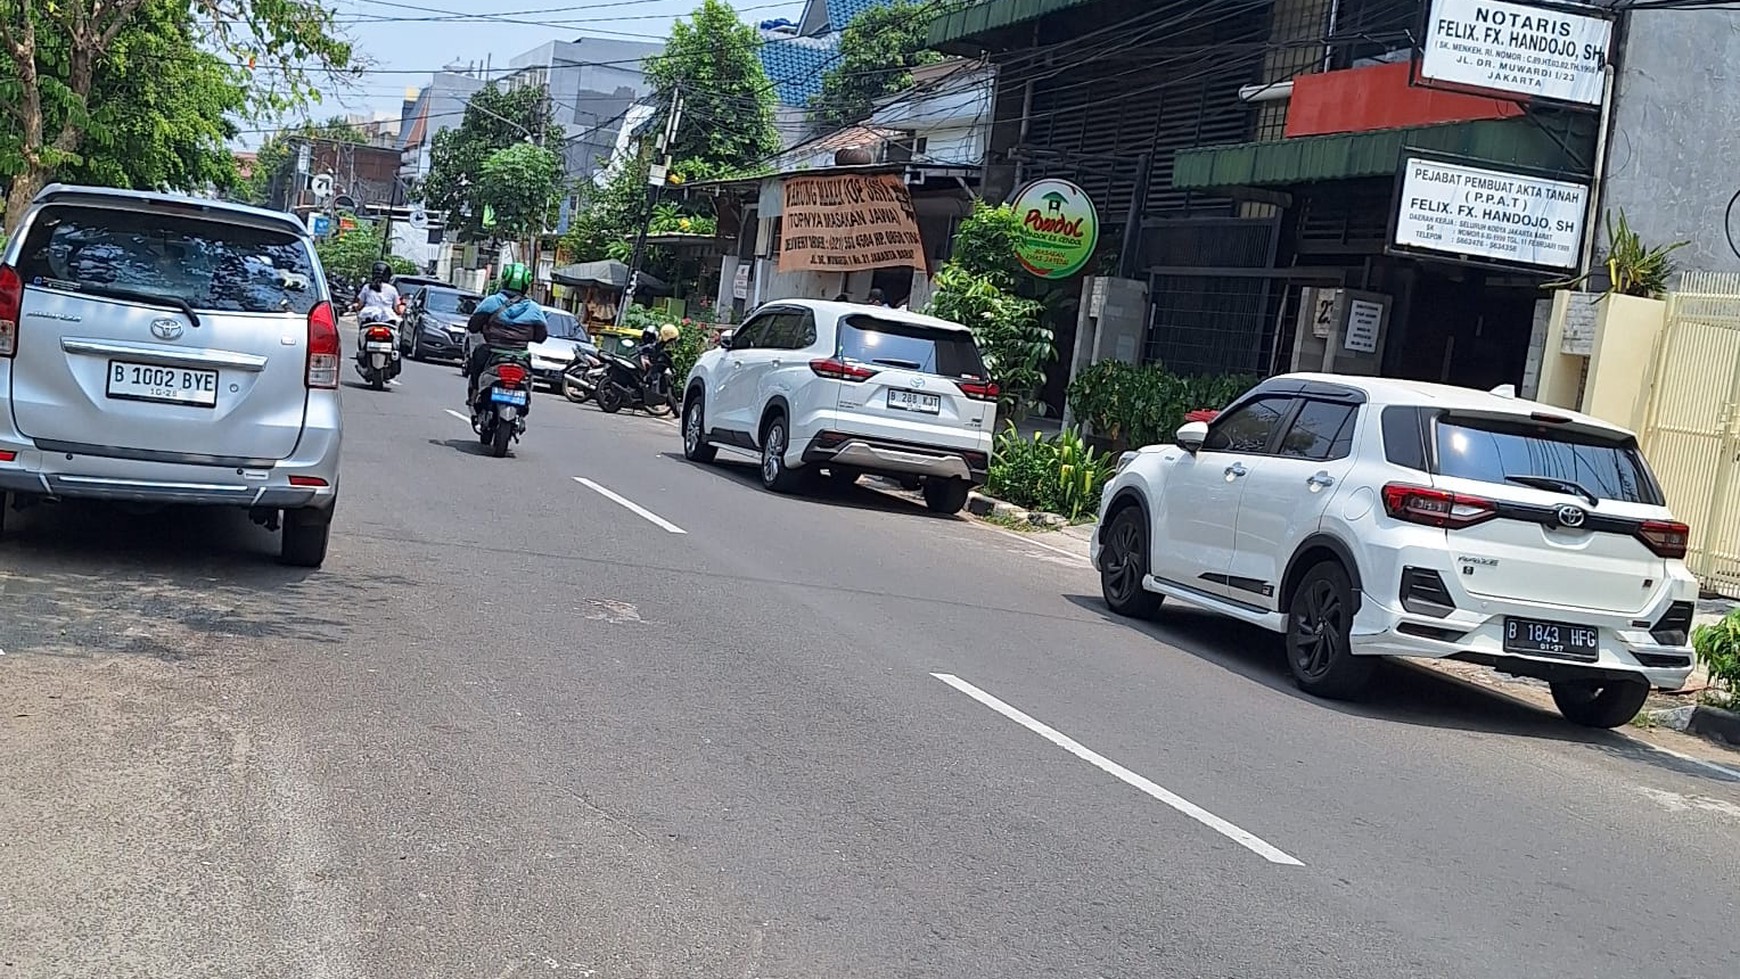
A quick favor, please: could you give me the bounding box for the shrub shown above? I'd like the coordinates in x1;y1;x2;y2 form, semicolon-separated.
927;264;1051;418
1066;361;1256;452
987;425;1115;520
1694;609;1740;707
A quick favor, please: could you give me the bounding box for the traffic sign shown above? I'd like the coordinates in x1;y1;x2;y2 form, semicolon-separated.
408;206;428;231
307;213;332;238
310;173;334;200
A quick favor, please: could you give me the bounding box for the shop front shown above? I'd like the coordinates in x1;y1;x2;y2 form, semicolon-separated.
1171;57;1599;389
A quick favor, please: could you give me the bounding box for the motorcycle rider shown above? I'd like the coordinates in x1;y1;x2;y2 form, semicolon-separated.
465;262;548;407
637;323;680;395
354;261;405;370
355;261;405;321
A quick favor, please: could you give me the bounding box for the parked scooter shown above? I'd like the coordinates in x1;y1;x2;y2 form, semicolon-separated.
355;307;403;391
560;347;605;404
594;352;676;416
471;349;533;457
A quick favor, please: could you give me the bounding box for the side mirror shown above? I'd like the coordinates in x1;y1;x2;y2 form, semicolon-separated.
717;330;734;350
1176;420;1210;453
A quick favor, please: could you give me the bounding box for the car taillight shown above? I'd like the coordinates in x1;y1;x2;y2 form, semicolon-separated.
306;301;339;388
0;265;22;358
497;364;528;387
810;357;877;382
958;377;999;402
1381;483;1498;529
287;475;329;488
1636;519;1690;559
365;326;394;342
0;449;15;462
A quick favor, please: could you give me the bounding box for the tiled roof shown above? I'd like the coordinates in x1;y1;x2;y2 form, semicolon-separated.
827;0;886;27
759;31;842;106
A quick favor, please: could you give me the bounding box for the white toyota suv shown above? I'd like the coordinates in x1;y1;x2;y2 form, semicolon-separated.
1091;373;1697;728
680;300;997;514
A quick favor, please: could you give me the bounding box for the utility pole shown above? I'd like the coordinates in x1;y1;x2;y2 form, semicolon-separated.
617;85;683;326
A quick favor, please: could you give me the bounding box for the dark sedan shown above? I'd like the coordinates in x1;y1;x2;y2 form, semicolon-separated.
402;286;482;362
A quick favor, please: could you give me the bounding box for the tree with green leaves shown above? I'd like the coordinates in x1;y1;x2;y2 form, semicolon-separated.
315;221;416;283
643;0;782;181
0;0;354;229
475;141;563;240
811;0;943;132
422;84;564;241
926;203;1053;418
37;0;249;194
240;116;365;207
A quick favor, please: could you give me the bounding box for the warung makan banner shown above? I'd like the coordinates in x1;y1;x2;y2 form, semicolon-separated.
777;173;927;273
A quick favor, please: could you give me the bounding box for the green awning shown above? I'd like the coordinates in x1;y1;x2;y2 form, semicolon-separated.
1172;119;1593;192
927;0;1101;49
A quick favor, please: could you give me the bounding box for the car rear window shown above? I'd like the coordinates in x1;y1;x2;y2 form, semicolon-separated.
545;310;587;341
16;204;320;315
424;290;479;315
1433;416;1662;504
838;314;986;378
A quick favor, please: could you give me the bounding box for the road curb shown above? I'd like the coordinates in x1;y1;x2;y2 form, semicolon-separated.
965;491;1070;530
1682;703;1740;747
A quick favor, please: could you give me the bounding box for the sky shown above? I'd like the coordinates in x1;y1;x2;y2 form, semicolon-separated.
310;0;810;127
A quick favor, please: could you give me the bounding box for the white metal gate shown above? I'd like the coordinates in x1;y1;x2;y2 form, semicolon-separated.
1640;271;1740;598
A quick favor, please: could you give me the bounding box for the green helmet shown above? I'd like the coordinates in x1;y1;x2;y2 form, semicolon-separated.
499;262;533;294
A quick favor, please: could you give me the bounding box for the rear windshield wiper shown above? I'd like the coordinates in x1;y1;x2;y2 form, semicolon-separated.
1504;475;1599;507
44;281;202;328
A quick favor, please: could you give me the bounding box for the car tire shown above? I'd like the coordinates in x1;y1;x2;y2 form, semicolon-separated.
280;507;332;568
922;478;971;515
1549;678;1651;728
759;415;805;494
682;395;717;463
1099;506;1163;619
1285;561;1374;699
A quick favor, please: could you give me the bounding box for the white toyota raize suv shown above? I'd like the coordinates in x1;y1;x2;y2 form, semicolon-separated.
681;300;996;514
1091;373;1697;728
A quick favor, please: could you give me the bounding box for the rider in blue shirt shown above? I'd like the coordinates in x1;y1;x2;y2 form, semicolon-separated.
465;262;547;404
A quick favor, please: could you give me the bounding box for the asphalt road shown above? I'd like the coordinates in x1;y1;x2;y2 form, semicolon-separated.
3;352;1738;978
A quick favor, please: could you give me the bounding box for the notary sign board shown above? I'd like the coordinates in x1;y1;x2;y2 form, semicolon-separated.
777;173;926;273
1393;158;1589;271
1419;0;1613;106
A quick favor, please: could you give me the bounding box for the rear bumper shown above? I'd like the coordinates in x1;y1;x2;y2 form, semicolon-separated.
1347;540;1700;690
799;431;989;484
0;392;341;510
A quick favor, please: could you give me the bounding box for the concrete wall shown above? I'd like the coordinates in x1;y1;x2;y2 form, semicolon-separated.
1604;10;1740;272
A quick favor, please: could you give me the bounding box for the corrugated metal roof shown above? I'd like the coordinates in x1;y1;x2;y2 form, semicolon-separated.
827;0;887;27
1171;119;1591;191
927;0;1102;49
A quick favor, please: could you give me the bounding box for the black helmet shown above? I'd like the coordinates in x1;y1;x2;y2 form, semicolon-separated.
641;326;659;344
371;261;391;281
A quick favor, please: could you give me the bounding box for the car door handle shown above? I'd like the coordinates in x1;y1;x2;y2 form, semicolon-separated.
768;358;782;367
1224;463;1247;478
731;359;744;369
1307;472;1336;489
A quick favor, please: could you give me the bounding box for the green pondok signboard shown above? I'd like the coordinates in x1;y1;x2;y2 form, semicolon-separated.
1010;178;1099;280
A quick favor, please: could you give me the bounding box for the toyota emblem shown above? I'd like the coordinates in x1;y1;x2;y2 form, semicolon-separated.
1556;504;1587;528
150;318;183;341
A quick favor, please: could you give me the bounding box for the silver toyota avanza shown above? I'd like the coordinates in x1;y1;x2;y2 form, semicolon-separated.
0;185;342;567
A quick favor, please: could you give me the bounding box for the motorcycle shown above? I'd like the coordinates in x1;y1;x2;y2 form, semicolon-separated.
355;308;403;391
595;352;676;416
470;349;533;457
560;348;606;404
